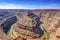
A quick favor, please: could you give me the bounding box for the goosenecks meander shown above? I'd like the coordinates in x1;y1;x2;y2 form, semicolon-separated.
1;13;50;40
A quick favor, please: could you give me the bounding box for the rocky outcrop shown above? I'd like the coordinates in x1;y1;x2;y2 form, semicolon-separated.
15;12;43;39
0;16;17;40
14;10;60;40
0;28;13;40
34;10;60;40
1;16;17;34
0;9;60;40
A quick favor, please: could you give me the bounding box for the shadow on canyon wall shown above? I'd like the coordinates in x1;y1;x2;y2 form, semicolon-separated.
28;13;44;37
1;16;17;34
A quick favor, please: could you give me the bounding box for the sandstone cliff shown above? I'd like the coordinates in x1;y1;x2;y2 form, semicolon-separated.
0;9;60;40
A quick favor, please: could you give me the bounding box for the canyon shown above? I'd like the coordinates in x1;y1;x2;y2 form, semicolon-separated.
0;9;60;40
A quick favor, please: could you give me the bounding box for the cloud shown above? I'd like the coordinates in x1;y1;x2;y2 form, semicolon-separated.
0;3;60;9
48;4;60;6
0;4;40;9
0;4;23;9
39;4;60;9
39;6;60;9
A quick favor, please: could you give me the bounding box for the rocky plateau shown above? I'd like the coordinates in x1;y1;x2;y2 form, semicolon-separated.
0;9;60;40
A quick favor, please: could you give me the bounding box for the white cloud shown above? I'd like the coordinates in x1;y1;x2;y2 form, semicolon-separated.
47;4;60;6
39;4;60;9
0;4;23;9
0;3;60;9
0;4;40;9
39;6;60;9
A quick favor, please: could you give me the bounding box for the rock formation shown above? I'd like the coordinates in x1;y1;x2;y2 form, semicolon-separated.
0;9;60;40
14;12;43;39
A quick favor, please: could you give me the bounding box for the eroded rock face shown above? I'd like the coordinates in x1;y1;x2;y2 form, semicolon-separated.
14;10;60;40
1;16;17;34
56;27;60;38
15;12;43;39
0;16;17;40
37;10;60;40
0;28;13;40
0;9;60;40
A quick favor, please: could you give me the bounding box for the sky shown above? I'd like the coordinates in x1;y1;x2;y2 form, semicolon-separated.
0;0;60;9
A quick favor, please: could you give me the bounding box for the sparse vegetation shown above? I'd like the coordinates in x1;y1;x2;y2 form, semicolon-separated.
40;24;50;40
0;9;60;40
8;24;15;39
